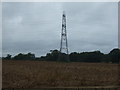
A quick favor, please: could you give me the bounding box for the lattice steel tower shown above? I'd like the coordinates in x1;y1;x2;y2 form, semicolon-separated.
58;11;69;62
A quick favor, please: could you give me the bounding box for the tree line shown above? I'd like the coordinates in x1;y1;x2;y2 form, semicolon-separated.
2;48;120;63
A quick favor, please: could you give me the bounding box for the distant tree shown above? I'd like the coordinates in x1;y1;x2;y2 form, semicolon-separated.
58;53;69;62
78;51;104;63
45;53;52;61
89;51;104;62
9;48;120;63
39;56;46;61
109;48;120;63
13;53;24;60
13;53;35;60
44;49;69;62
4;54;12;60
51;50;59;61
45;50;59;61
101;54;111;63
27;52;35;60
69;52;80;62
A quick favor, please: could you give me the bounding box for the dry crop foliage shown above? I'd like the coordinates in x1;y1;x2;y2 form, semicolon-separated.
2;60;119;88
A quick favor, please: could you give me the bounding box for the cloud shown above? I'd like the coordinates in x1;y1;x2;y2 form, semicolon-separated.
2;2;118;57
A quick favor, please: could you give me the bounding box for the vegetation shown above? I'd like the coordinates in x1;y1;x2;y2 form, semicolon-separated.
2;48;120;88
3;52;35;60
2;60;119;88
2;48;120;63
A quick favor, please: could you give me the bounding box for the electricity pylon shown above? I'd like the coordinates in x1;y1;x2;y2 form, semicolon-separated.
58;11;69;62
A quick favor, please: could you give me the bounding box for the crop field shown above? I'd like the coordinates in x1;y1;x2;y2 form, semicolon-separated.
2;60;120;88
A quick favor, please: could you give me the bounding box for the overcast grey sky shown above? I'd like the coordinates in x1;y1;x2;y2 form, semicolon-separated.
2;2;118;57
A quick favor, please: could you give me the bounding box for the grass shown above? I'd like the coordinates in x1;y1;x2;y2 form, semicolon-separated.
2;60;120;88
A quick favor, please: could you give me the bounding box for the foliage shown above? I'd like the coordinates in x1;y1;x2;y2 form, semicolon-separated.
3;48;120;63
13;52;35;60
108;48;120;63
69;51;105;62
3;54;12;60
45;49;59;61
